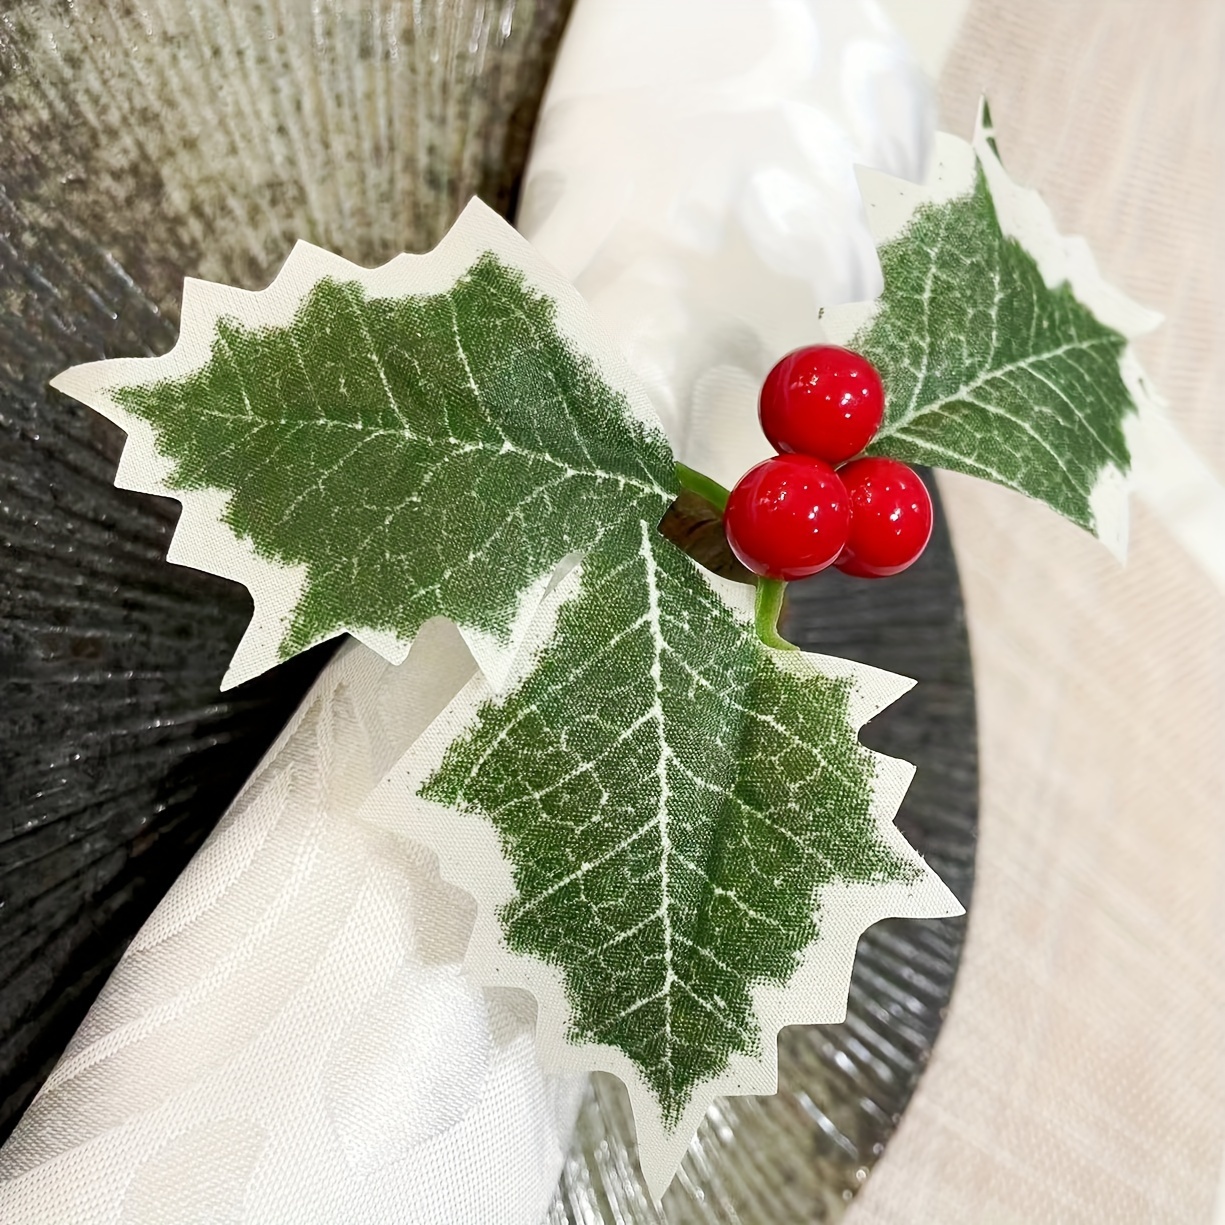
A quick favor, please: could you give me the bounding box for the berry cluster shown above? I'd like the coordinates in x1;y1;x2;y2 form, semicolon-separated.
723;345;933;582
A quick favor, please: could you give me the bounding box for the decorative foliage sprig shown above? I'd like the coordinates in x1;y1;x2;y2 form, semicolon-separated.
52;103;1158;1194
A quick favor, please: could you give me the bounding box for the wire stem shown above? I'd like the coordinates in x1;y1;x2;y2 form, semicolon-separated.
675;462;731;513
674;462;793;648
754;578;796;650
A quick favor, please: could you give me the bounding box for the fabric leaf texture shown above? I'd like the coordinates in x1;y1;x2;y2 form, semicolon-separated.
822;101;1161;555
363;522;961;1193
51;199;674;688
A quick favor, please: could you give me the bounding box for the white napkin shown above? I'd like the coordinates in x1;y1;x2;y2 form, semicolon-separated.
520;0;934;485
0;625;583;1224
0;3;939;1221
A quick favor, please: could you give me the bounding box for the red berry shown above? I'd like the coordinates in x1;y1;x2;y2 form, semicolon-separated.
759;345;885;465
724;454;850;581
834;457;933;579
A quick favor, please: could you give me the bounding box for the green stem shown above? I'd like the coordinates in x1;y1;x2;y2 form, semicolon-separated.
754;578;796;651
674;461;794;649
675;462;730;513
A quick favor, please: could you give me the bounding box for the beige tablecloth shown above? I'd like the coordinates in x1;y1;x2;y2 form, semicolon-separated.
848;5;1225;1222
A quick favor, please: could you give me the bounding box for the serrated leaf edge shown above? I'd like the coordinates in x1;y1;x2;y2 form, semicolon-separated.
50;198;668;691
822;102;1165;559
355;542;962;1198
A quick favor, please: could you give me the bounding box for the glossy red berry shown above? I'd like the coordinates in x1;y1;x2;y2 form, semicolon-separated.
834;457;933;579
759;344;885;465
724;454;850;581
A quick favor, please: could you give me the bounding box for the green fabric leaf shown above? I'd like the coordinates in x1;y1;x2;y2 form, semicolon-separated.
859;166;1128;530
822;107;1159;552
55;191;969;1195
51;201;675;687
418;518;936;1132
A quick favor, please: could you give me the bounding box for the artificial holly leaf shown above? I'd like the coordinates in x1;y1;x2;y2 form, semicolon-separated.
821;100;1162;557
51;199;675;689
360;518;961;1194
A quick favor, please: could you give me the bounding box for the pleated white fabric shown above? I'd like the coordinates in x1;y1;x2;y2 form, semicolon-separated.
519;0;934;489
0;625;585;1224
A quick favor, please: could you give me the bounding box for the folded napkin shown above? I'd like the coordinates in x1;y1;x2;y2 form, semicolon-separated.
0;627;584;1223
0;2;937;1221
521;0;933;487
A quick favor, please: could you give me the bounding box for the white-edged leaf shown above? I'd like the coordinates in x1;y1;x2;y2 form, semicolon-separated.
822;100;1162;557
359;520;961;1195
51;199;675;689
